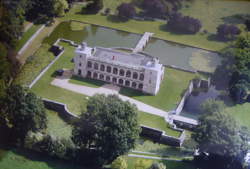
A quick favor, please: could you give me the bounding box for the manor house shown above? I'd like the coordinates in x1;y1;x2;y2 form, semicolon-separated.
74;42;164;95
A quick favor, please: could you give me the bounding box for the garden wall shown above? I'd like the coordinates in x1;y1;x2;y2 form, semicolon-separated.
140;125;186;147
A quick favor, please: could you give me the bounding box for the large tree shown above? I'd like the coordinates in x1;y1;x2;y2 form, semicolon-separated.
142;0;167;18
193;110;249;169
117;3;136;20
72;94;140;166
0;85;47;144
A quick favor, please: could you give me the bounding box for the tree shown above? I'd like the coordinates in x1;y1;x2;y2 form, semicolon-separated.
111;156;127;169
149;162;166;169
216;24;241;40
0;42;10;96
201;99;225;114
230;80;250;103
245;19;250;32
0;85;47;144
193;111;249;169
85;0;103;14
72;94;140;166
142;0;167;18
54;0;69;17
167;13;201;34
117;3;136;20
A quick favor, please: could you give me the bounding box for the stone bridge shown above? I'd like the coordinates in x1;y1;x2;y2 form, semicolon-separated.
133;32;154;53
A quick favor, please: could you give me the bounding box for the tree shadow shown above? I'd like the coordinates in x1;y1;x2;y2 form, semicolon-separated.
106;15;128;23
222;14;250;25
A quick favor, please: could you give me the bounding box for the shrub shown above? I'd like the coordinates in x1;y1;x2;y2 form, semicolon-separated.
117;3;136;19
216;24;241;40
167;13;201;34
149;162;166;169
111;156;127;169
142;0;166;18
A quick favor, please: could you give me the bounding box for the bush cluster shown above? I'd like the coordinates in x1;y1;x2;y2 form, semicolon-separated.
216;24;241;40
167;13;202;34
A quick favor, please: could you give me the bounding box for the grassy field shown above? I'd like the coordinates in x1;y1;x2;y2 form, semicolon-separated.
181;0;250;33
14;44;55;86
103;0;133;13
225;103;250;129
0;149;84;169
46;110;73;139
16;24;42;51
138;112;181;138
31;42;88;115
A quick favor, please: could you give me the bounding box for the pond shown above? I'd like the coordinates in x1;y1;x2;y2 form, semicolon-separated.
44;21;221;73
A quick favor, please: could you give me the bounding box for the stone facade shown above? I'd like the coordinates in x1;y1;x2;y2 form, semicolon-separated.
74;42;164;95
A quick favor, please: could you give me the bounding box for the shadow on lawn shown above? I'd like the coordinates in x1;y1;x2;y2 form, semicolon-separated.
70;75;105;87
119;87;150;97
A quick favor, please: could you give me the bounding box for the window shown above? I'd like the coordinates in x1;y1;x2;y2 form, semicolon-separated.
125;80;130;87
133;72;138;79
79;55;82;58
78;69;81;75
87;71;91;77
100;64;105;71
132;82;137;88
79;63;82;67
139;73;144;81
93;72;98;78
106;76;111;81
149;80;151;84
99;74;104;80
87;61;92;68
94;63;99;70
107;66;111;73
112;77;117;83
119;79;124;85
119;69;125;76
113;67;118;75
139;84;143;89
126;71;131;78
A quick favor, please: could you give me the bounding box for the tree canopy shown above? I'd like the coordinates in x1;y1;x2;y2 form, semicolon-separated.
0;85;47;144
117;3;136;20
72;94;140;166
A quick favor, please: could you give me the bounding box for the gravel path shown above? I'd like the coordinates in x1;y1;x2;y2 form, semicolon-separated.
51;78;169;117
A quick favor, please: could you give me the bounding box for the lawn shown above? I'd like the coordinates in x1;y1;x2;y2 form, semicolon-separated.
181;0;250;33
120;68;195;112
103;0;133;13
138;112;181;138
46;110;73;139
225;103;250;129
69;75;105;88
16;24;42;51
125;156;196;169
14;44;55;86
31;41;88;115
0;149;85;169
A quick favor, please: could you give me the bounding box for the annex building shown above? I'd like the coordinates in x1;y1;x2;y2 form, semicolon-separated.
74;42;164;95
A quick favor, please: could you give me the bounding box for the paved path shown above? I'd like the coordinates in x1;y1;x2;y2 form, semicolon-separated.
133;32;154;53
51;78;168;117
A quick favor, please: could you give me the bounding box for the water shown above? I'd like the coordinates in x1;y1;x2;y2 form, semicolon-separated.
44;21;221;72
181;86;221;119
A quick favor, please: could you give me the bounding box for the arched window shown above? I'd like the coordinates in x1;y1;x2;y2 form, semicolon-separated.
94;63;99;70
138;83;143;89
106;76;111;81
99;74;104;80
100;64;105;71
107;66;111;73
139;73;144;81
119;79;124;85
125;80;130;87
119;69;125;76
87;61;92;68
126;71;131;78
87;71;92;77
132;82;137;88
133;72;138;79
112;77;117;83
93;72;98;78
113;67;118;75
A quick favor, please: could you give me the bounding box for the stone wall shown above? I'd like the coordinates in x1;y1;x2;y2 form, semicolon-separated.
140;125;186;147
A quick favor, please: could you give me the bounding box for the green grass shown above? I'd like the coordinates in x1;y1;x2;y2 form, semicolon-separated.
225;103;250;129
69;75;105;88
138;112;181;138
14;44;55;86
70;21;88;31
16;24;42;51
46;110;72;139
0;149;85;169
125;156;196;169
103;0;133;13
181;0;250;33
120;68;195;112
31;42;88;115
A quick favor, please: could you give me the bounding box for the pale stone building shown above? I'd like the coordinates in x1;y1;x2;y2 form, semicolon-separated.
74;42;165;95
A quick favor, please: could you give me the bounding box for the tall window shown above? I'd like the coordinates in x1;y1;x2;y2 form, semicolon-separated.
113;67;118;75
139;73;144;81
100;64;105;71
94;63;99;70
126;71;131;78
119;69;125;76
133;72;138;79
87;61;92;68
107;66;111;73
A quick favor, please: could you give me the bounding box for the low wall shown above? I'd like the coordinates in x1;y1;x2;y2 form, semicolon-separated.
140;125;185;147
43;98;79;123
